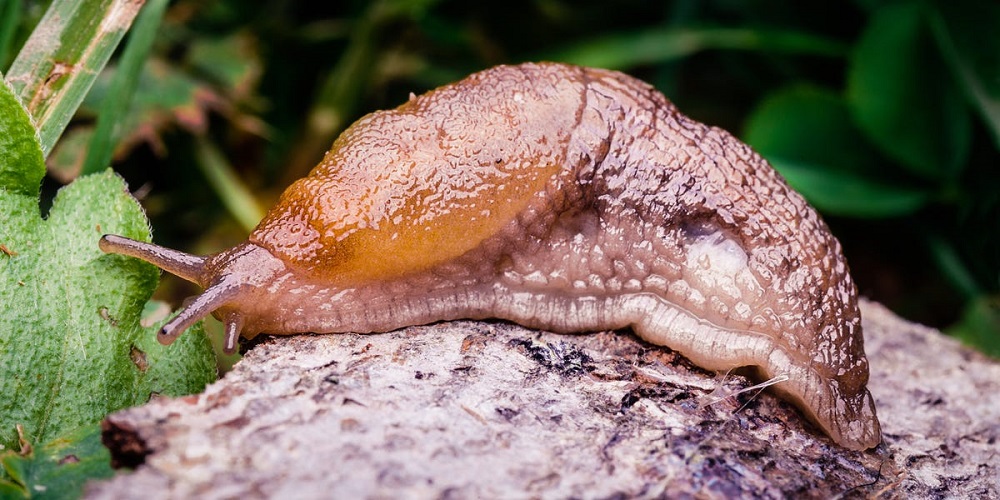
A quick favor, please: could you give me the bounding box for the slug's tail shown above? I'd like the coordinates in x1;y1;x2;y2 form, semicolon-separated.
99;234;241;352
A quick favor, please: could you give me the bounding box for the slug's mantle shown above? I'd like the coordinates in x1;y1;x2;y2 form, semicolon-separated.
100;62;880;449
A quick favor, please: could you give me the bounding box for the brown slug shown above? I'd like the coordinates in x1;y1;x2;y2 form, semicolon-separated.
99;62;881;450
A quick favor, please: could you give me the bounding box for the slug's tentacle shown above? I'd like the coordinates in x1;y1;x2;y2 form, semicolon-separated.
158;280;242;346
99;235;207;285
222;312;244;354
100;234;233;346
100;235;280;348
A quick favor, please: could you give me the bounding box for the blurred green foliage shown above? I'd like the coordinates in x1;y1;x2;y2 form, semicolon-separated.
8;0;998;355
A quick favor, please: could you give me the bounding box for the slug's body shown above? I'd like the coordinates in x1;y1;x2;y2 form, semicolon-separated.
100;63;880;450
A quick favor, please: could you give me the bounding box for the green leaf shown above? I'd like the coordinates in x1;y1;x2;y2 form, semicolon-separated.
744;85;930;217
4;0;145;157
44;125;94;184
82;58;221;147
847;2;971;180
0;78;42;196
543;27;848;70
926;234;982;300
186;32;263;100
0;73;215;452
133;302;218;398
767;160;930;218
75;55;265;164
0;424;113;499
928;0;1000;149
746;86;883;173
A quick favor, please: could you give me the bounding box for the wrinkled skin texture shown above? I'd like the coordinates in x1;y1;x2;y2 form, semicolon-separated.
100;63;880;450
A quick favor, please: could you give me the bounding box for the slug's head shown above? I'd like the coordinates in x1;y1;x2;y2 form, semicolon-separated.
99;234;286;354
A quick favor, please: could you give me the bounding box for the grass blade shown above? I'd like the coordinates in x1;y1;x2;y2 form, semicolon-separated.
195;136;265;232
543;27;848;70
929;2;1000;149
0;0;23;71
81;0;167;175
4;0;145;157
281;0;398;185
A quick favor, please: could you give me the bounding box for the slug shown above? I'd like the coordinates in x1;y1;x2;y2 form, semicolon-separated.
99;62;880;450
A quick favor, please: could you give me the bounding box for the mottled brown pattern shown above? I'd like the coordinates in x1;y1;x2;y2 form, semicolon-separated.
99;63;880;449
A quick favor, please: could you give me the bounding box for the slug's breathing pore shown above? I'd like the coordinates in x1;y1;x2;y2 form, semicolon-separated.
100;62;881;450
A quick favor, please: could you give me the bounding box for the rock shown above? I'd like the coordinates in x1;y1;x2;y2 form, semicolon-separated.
87;300;1000;498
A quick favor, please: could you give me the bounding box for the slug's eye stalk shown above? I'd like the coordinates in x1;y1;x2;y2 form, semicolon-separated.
99;234;208;285
100;234;225;346
156;279;241;347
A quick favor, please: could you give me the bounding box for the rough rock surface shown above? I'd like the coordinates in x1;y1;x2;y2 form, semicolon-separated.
88;300;1000;498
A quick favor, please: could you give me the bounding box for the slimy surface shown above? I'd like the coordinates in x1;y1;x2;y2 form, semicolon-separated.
100;63;881;450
